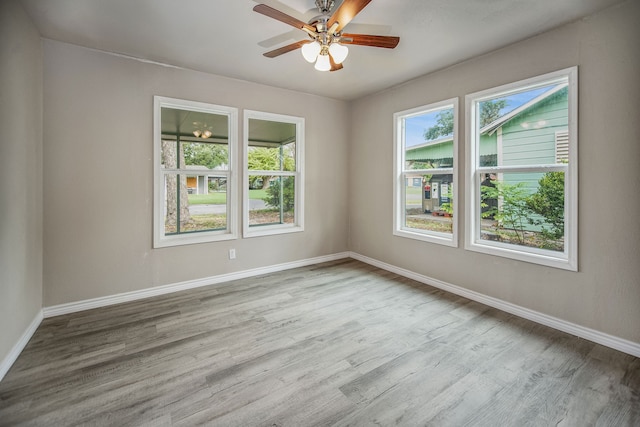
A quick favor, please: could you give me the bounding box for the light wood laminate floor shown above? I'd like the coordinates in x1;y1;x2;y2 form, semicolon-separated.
1;259;638;426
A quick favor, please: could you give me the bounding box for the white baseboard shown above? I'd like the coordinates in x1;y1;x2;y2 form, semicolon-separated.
349;251;640;358
0;310;43;382
36;250;640;360
43;252;351;318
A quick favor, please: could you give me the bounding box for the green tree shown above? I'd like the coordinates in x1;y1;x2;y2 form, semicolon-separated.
264;177;295;211
423;100;508;141
183;142;227;169
247;146;295;189
526;171;565;239
479;99;508;127
424;110;454;141
481;180;531;244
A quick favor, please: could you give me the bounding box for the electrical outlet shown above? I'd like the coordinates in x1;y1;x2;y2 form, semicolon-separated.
229;249;236;260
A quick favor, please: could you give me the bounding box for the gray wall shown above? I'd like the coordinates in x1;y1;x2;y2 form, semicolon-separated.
42;40;350;306
349;1;640;343
0;1;43;363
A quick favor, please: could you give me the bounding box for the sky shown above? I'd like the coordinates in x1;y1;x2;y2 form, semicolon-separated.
404;85;555;147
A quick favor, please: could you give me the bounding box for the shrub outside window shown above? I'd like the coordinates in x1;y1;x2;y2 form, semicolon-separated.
393;98;458;247
465;67;578;270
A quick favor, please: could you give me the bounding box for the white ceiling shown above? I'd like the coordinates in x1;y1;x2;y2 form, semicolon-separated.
21;0;622;101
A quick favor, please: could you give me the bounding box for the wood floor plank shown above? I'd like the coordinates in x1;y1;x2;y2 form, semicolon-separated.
0;259;638;426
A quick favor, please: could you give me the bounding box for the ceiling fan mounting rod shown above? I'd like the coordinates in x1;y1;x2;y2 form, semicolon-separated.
315;0;335;14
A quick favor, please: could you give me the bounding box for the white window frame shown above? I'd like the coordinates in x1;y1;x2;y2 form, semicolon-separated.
465;67;578;270
243;110;304;238
153;96;238;248
393;98;459;247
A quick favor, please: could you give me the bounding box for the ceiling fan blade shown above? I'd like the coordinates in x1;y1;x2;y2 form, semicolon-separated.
253;4;316;33
329;55;344;72
263;40;310;58
327;0;372;33
340;33;400;49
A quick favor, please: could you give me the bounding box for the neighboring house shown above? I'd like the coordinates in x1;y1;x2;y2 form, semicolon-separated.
406;83;568;192
185;165;210;195
480;83;569;190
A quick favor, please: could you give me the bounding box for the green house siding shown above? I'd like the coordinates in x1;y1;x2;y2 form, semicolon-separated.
501;89;568;167
405;141;454;164
496;87;568;192
479;133;497;166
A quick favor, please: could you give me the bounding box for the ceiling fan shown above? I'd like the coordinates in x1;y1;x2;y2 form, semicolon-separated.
253;0;400;71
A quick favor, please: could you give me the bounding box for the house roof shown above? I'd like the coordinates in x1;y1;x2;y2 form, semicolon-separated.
481;83;569;136
406;135;453;152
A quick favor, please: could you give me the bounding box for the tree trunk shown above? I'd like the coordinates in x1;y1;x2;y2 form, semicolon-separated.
261;177;271;189
162;140;191;231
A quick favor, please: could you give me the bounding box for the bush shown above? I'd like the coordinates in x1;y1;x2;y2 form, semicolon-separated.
526;171;565;239
481;180;531;244
263;177;295;211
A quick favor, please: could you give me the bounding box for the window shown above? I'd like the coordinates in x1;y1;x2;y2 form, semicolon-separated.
465;67;578;270
394;98;458;246
243;110;304;237
153;97;238;248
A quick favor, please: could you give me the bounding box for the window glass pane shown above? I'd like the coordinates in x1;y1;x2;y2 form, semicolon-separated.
478;83;568;167
247;118;296;171
163;173;227;235
395;99;457;246
248;176;295;226
403;175;453;234
247;144;296;172
404;107;454;171
479;171;565;252
163;173;184;234
182;141;229;170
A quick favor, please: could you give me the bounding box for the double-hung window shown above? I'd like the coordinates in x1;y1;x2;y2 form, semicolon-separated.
394;98;459;246
153;97;238;247
465;67;578;270
243;110;304;237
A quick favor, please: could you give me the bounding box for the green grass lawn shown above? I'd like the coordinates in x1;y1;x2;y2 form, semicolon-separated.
188;193;226;205
188;189;267;205
248;189;267;200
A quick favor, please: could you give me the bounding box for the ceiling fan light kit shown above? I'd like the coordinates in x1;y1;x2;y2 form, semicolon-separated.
254;0;399;72
301;41;322;62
